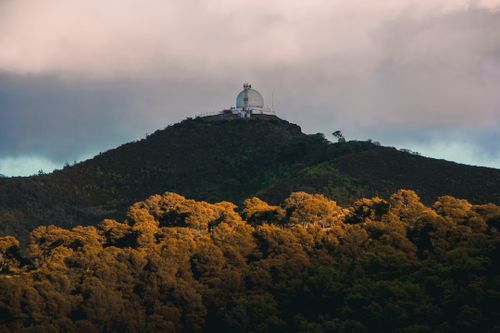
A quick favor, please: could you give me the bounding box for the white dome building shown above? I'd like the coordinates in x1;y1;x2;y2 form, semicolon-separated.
236;84;265;109
199;83;277;120
201;83;276;120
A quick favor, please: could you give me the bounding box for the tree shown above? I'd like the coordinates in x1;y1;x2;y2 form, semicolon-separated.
0;190;498;332
332;130;346;143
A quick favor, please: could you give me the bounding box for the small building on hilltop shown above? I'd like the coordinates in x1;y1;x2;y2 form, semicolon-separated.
200;83;279;121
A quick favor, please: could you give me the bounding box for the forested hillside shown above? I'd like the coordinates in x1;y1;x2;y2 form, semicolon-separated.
0;190;498;332
0;117;499;243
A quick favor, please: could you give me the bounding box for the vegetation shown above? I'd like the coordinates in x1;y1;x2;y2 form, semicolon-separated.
0;190;499;332
332;130;346;143
0;117;499;244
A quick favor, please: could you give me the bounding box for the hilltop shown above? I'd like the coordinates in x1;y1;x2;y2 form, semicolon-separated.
0;116;499;242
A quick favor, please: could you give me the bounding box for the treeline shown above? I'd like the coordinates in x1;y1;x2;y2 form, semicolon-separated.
0;190;499;332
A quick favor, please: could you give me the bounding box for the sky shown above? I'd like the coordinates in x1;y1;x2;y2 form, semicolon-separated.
0;0;499;177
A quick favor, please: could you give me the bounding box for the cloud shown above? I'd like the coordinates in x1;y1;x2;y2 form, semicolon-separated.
1;0;499;78
0;156;59;177
0;74;239;164
0;0;499;175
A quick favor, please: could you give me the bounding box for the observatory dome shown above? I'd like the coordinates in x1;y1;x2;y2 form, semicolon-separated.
236;83;264;109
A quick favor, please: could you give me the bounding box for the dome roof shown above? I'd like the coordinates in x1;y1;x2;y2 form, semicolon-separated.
236;83;264;109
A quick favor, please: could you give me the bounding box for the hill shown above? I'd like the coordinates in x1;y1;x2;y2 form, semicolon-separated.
0;117;499;242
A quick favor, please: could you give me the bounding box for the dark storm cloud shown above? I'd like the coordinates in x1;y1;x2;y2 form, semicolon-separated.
0;74;146;162
0;75;244;164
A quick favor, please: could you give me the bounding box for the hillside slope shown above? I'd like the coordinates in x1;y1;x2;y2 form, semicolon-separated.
0;117;498;241
260;144;500;204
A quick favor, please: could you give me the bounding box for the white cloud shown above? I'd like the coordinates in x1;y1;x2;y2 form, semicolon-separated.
0;156;59;177
0;0;499;78
404;140;500;168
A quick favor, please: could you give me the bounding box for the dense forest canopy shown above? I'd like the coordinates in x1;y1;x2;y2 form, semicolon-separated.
0;190;498;332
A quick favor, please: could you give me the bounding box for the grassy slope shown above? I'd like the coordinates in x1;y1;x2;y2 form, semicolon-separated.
260;143;500;205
